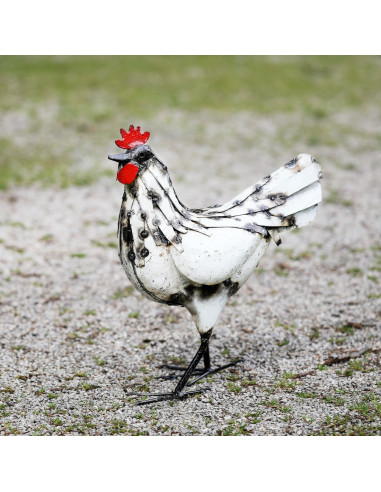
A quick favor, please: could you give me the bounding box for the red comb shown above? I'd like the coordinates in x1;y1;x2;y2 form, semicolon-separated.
115;125;150;150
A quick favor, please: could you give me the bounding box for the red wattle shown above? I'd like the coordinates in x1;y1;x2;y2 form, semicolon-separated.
117;163;139;184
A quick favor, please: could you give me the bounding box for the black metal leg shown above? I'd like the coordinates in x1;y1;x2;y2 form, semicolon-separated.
186;340;243;386
133;330;213;406
156;334;243;386
173;330;212;394
156;332;213;381
203;344;211;371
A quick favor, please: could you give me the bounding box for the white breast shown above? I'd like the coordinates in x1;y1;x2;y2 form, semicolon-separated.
170;228;264;286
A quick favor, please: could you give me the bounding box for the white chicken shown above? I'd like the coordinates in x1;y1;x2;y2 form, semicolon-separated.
108;125;322;405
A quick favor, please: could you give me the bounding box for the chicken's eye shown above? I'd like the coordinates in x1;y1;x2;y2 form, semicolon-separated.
136;149;153;163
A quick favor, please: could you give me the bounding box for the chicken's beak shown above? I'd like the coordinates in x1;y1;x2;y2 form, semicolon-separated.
108;153;130;163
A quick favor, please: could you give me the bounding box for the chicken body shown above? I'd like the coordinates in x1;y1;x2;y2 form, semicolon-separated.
116;151;321;331
109;127;322;404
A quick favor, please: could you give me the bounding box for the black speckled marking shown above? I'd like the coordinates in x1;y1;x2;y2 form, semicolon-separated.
185;285;195;296
140;248;149;258
157;228;170;245
169;293;181;305
228;282;239;297
169;284;223;305
168;286;197;306
123;225;133;245
200;284;220;299
285;157;297;168
244;224;256;233
148;189;160;205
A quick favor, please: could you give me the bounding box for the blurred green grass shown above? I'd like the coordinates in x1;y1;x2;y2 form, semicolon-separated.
0;56;380;189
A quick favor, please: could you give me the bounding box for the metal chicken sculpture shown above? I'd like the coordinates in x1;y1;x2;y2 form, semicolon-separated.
109;125;322;405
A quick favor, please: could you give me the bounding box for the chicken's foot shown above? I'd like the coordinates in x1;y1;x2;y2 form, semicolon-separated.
135;388;210;406
133;329;213;405
157;341;243;385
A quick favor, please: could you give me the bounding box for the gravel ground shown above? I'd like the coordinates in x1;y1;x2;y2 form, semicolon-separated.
0;110;380;435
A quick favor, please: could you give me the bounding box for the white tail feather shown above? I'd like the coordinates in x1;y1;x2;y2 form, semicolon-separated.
271;181;322;218
268;154;322;230
293;204;319;228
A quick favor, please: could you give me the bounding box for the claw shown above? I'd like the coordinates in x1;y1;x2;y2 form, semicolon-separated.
187;359;243;387
155;374;181;380
134;387;211;406
156;365;205;381
158;364;205;372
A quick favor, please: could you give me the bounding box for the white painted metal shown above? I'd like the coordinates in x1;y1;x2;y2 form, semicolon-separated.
271;181;322;217
293;204;319;228
187;289;230;334
117;152;322;334
170;228;262;286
